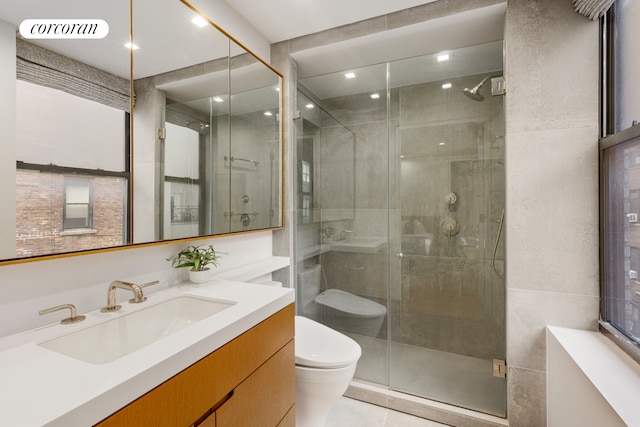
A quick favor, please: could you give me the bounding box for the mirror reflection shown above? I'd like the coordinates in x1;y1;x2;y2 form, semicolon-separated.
296;88;355;225
0;0;283;262
228;39;282;233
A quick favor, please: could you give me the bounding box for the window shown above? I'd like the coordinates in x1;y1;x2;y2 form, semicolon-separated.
15;80;130;257
610;0;640;133
63;178;93;230
602;135;640;358
162;122;202;239
301;160;312;221
600;2;640;362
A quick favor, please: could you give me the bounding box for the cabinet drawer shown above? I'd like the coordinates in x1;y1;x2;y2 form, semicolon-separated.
95;304;294;427
216;340;295;427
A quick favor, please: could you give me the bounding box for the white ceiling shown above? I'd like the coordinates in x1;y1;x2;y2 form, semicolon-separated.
220;0;440;43
0;0;445;80
0;0;506;101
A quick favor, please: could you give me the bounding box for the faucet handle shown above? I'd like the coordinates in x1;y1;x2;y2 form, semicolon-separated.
140;280;159;289
39;304;86;324
128;280;159;303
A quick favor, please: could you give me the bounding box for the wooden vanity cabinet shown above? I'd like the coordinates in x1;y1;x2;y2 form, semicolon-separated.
95;304;295;427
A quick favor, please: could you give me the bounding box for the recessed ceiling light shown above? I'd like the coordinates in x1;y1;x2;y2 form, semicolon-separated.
264;111;273;116
370;93;380;99
191;16;208;27
344;72;356;79
305;103;314;109
124;42;139;50
437;53;450;62
442;83;452;89
213;97;224;103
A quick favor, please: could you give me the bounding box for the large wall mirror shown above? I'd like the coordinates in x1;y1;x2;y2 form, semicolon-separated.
0;0;283;263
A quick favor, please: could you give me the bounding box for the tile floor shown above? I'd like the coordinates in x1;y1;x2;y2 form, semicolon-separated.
325;397;450;427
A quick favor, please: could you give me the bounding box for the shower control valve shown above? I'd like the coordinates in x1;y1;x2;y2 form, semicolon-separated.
441;217;460;237
444;192;457;205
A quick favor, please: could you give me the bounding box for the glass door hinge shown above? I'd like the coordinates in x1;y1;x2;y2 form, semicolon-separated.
491;77;506;96
157;127;166;140
493;359;507;378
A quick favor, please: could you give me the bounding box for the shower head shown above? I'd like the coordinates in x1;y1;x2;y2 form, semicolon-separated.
462;87;484;102
462;76;491;102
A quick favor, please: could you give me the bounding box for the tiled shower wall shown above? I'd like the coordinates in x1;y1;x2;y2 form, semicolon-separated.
504;0;600;425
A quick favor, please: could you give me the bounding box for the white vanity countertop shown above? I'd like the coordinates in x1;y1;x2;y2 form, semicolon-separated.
0;280;295;427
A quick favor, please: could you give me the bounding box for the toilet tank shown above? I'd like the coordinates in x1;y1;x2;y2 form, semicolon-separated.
297;264;322;318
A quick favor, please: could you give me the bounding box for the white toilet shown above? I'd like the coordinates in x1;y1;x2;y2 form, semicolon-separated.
295;315;362;427
315;288;387;337
298;264;387;337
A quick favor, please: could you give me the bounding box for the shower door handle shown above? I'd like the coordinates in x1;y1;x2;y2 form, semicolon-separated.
396;252;403;259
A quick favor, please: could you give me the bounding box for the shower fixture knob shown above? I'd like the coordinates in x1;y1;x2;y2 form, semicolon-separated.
441;217;460;237
445;192;457;205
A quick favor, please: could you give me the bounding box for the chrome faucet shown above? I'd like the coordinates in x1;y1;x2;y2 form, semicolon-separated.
100;280;159;313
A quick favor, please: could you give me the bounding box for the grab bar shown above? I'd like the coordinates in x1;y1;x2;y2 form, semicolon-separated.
223;211;259;217
224;156;259;166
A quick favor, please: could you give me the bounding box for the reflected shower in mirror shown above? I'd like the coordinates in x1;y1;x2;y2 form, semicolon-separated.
135;1;283;241
228;39;282;233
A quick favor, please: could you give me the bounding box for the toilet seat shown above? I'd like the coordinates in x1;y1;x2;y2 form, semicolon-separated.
295;316;361;369
315;289;387;318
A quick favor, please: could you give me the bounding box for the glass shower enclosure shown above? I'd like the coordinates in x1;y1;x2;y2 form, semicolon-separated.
293;40;506;417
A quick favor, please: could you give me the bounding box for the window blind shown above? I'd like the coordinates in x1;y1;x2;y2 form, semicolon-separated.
573;0;615;20
16;39;130;112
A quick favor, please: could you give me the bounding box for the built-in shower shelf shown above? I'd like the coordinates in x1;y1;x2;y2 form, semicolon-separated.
214;256;290;282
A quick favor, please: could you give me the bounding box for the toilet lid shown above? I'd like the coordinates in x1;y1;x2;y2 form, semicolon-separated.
295;316;362;369
315;289;387;318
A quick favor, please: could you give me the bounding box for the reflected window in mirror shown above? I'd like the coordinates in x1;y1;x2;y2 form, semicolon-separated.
163;121;202;240
15;78;130;258
63;177;93;231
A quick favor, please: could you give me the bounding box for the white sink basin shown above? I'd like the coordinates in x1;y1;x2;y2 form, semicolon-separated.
39;296;235;364
330;237;387;253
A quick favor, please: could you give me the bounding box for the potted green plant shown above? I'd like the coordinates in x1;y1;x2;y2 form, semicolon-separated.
168;244;224;283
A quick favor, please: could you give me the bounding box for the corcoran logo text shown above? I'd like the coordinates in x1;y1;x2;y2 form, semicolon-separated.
19;19;109;39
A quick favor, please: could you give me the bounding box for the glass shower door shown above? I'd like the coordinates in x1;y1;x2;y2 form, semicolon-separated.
389;53;506;416
294;40;506;419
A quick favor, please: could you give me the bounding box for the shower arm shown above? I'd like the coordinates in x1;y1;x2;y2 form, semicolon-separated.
472;76;491;91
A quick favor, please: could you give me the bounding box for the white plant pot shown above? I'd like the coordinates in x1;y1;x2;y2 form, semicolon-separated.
188;268;211;284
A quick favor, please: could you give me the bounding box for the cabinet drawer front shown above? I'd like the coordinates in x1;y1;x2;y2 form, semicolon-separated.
95;304;294;427
216;340;295;427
